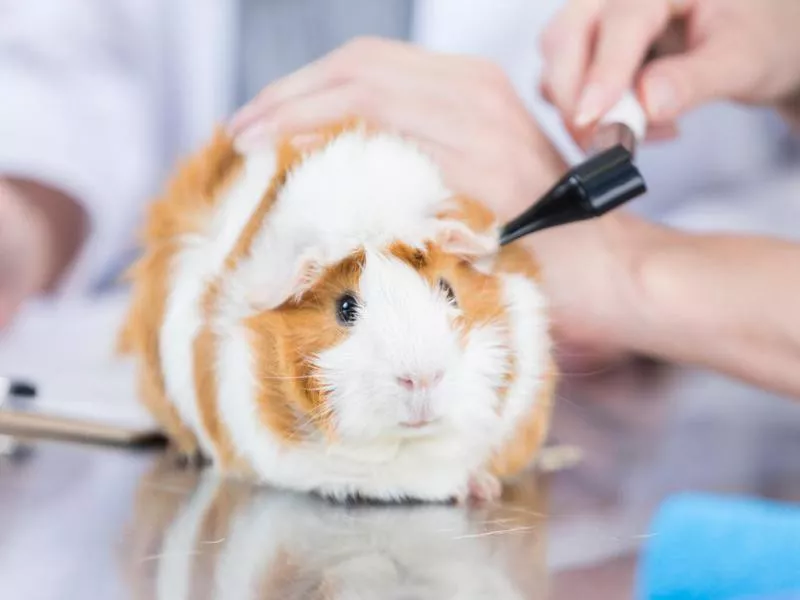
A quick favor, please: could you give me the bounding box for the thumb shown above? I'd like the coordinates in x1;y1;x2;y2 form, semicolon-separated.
639;36;743;121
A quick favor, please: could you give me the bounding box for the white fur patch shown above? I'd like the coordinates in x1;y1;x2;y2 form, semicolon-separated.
159;150;277;458
231;129;455;310
495;274;552;447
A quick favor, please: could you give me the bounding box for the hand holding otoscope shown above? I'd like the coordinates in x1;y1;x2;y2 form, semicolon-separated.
498;17;696;245
499;91;648;246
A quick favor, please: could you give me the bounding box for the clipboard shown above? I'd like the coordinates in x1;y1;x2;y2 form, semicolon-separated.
0;388;166;449
0;294;168;450
0;409;166;448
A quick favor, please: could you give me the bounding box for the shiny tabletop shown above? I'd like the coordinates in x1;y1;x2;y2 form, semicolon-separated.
1;362;799;599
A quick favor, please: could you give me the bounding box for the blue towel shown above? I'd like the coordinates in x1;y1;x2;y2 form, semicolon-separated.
636;492;800;600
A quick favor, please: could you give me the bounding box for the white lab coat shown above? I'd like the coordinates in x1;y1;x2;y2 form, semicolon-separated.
1;0;798;299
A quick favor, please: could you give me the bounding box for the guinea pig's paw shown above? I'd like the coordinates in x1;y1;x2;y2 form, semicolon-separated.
458;471;502;505
173;447;210;470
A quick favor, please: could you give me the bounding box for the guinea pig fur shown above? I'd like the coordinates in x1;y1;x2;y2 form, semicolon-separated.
118;120;557;504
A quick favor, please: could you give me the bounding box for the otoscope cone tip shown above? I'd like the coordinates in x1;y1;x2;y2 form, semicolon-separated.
498;144;647;246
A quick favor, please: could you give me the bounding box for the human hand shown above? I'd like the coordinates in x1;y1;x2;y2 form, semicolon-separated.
0;179;86;330
523;211;665;372
0;181;50;328
228;37;567;222
540;0;800;134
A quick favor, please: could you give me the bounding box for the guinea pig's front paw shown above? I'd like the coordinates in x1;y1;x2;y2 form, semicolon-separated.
172;448;210;470
458;471;502;505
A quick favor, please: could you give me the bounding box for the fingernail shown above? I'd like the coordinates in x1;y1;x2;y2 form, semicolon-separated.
574;84;607;128
644;76;678;120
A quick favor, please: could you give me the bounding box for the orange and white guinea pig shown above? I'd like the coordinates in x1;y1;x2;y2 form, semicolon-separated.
119;120;557;503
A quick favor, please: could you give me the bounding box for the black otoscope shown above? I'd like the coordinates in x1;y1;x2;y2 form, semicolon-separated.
499;92;648;246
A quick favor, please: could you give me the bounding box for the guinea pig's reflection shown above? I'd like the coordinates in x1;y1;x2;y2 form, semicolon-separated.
127;456;549;600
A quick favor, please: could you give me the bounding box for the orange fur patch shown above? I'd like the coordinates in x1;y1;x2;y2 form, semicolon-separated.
489;360;558;479
117;128;244;457
436;195;497;234
203;134;362;447
244;251;365;443
434;195;555;461
199;119;383;450
487;222;554;474
190;137;304;464
224;139;302;270
387;240;506;331
193;316;247;471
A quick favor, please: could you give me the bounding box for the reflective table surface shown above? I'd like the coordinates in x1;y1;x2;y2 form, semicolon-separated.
2;363;799;599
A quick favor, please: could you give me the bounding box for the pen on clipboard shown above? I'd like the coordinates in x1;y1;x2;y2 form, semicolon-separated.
499;91;648;246
0;376;37;399
0;376;35;458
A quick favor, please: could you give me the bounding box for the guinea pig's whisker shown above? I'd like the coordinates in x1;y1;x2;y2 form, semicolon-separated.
306;385;332;395
258;374;317;381
291;404;335;437
292;412;324;433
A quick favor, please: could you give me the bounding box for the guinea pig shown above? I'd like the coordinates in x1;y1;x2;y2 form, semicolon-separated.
118;119;557;504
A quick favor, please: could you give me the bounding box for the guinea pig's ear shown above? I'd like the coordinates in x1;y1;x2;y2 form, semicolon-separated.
433;219;500;259
284;248;326;302
250;248;325;310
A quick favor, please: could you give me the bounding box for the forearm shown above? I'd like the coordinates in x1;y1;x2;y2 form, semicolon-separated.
623;226;800;397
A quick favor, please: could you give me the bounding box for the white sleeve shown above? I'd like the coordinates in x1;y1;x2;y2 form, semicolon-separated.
0;0;161;295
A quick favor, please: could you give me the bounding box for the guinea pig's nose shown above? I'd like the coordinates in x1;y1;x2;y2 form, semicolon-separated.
396;371;444;391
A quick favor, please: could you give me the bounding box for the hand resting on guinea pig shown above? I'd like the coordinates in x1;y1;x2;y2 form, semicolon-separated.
118;120;557;503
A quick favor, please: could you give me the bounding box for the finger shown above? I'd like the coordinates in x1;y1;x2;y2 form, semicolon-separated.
638;33;744;121
233;50;515;158
539;79;555;105
233;85;366;152
573;0;679;128
229;39;436;136
231;78;501;212
229;57;349;137
233;81;466;157
539;0;603;118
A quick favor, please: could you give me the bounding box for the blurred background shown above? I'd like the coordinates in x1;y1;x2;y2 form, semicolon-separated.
1;1;800;599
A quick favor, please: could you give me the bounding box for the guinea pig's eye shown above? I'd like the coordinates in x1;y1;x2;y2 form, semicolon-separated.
438;278;458;307
335;292;360;326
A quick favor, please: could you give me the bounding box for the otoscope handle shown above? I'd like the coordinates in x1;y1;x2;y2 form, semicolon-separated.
572;144;646;215
498;144;646;246
498;89;649;246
